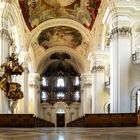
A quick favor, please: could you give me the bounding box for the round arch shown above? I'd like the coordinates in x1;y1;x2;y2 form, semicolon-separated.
27;18;93;48
37;46;88;74
130;83;140;113
27;19;93;74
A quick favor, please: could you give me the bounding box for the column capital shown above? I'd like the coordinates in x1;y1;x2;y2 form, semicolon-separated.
91;65;105;73
90;52;105;73
110;26;131;39
81;73;92;87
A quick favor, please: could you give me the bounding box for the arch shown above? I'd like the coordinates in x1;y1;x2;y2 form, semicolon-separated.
130;83;140;112
3;2;26;52
54;102;68;120
37;47;88;74
27;18;93;48
27;19;92;74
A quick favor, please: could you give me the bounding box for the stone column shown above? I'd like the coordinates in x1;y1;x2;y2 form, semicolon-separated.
29;73;40;116
91;58;105;113
110;27;131;113
81;73;92;114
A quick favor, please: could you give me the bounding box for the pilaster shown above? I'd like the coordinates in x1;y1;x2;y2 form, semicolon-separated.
110;26;131;113
81;73;92;114
91;53;105;113
29;73;40;116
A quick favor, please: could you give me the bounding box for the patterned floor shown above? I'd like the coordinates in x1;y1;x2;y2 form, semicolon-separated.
0;127;140;140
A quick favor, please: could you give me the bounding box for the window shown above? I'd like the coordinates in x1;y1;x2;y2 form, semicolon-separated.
73;76;80;86
41;77;48;86
41;91;48;101
57;77;65;87
57;92;65;99
74;91;80;101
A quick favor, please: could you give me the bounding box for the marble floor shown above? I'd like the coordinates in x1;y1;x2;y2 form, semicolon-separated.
0;127;140;140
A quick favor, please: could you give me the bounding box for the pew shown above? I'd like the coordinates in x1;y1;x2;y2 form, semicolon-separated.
67;115;85;127
0;114;54;127
67;113;137;127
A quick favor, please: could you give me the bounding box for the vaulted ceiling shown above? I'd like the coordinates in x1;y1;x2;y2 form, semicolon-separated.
19;0;101;31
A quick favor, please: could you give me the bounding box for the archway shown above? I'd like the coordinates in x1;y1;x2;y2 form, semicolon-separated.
131;84;140;113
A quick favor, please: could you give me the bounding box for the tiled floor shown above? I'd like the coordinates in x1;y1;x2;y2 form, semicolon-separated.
0;127;140;140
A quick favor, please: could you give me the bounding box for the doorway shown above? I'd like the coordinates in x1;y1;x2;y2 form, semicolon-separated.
57;113;65;127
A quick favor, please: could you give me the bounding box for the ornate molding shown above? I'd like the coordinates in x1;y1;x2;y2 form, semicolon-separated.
110;27;131;39
91;65;105;73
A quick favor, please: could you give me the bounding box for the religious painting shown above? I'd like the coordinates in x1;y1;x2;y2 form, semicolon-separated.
19;0;101;30
38;26;82;49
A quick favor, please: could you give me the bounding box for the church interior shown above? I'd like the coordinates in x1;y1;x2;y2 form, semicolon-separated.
0;0;140;139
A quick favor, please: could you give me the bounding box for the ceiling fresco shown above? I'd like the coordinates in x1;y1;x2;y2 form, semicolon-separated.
38;26;82;49
19;0;101;30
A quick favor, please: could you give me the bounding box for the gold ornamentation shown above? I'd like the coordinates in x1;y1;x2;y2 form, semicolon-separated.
0;41;24;103
1;53;24;75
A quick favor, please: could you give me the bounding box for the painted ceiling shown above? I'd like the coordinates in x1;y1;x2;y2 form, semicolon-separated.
38;26;82;49
19;0;101;31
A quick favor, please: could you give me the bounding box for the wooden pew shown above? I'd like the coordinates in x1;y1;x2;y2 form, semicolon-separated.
35;116;54;127
0;114;54;127
67;115;85;127
67;113;137;127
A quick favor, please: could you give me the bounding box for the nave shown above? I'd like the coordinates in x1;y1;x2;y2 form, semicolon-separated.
0;127;140;140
